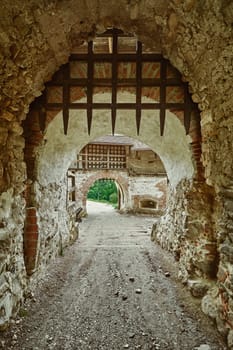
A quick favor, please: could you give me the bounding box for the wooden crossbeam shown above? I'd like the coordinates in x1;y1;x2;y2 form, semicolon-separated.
62;64;70;135
159;60;167;136
136;41;142;135
111;29;118;135
87;41;94;135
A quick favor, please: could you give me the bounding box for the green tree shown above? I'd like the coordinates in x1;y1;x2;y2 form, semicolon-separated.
87;179;118;205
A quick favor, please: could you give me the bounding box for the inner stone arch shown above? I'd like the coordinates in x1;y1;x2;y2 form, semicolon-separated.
81;173;128;214
36;91;194;189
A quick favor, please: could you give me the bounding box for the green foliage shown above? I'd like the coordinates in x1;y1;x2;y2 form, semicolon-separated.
87;180;118;204
109;192;118;203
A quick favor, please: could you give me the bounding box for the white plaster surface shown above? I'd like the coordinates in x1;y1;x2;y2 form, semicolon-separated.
129;177;164;198
37;92;194;188
0;188;14;220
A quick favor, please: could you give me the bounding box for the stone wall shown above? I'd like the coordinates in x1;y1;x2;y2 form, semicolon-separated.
23;177;79;276
162;2;233;344
0;189;26;330
129;176;167;215
152;179;217;281
31;180;77;272
73;169;167;215
0;0;233;344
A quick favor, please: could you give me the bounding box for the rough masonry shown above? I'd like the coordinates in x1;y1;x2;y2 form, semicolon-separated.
0;0;233;346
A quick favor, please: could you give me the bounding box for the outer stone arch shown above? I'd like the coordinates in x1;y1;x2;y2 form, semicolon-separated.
77;170;130;213
33;91;195;189
2;1;232;340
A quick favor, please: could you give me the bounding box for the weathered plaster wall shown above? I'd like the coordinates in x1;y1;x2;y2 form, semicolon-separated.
128;176;166;214
0;0;232;343
73;169;166;215
36;93;194;188
128;149;166;176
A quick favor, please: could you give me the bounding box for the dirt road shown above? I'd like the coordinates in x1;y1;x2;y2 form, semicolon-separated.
0;202;226;349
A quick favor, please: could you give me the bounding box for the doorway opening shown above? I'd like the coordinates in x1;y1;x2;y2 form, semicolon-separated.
87;178;119;210
23;27;201;281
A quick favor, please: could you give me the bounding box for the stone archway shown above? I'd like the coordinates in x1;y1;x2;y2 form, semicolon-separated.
78;171;129;213
0;1;232;342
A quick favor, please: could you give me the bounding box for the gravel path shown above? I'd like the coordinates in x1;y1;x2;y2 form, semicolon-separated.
0;201;226;350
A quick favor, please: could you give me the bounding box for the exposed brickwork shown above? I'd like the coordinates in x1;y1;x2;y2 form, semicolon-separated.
23;207;39;276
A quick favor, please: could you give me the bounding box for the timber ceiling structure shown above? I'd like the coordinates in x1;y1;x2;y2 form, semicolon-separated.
30;28;199;136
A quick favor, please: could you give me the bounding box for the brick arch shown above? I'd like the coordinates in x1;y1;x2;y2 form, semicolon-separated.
77;170;130;213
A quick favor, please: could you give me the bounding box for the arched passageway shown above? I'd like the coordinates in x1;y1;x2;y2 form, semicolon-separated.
80;173;129;213
67;133;168;215
0;1;232;345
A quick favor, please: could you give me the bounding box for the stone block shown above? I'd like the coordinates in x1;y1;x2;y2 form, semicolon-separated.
201;292;218;319
0;228;10;242
224;199;233;213
0;292;12;330
228;329;233;348
1;111;14;122
216;315;229;337
217;263;228;282
187;279;210;298
0;127;8;145
0;275;9;298
0;188;13;220
220;243;233;264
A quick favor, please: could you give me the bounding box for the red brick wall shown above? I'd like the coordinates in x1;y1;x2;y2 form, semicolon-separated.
23;207;39;275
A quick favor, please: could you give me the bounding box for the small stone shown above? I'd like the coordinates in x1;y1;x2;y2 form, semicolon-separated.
128;332;135;338
135;288;142;294
165;272;170;277
195;345;211;350
123;344;129;348
129;277;135;282
122;294;128;301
